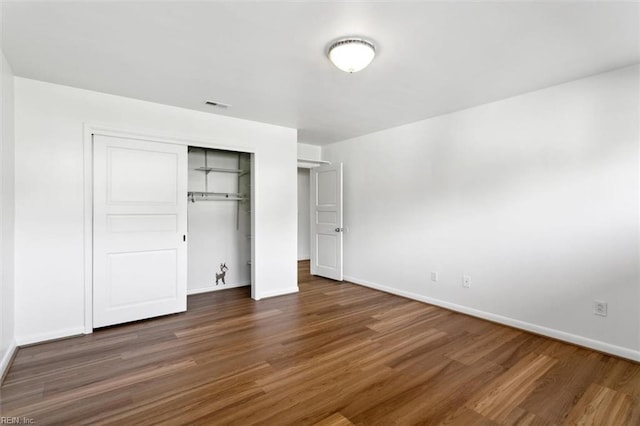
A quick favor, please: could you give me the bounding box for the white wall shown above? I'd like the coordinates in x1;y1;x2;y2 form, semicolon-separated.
187;149;251;293
323;65;640;361
298;143;321;161
14;78;298;345
0;49;16;376
297;143;322;168
297;168;310;260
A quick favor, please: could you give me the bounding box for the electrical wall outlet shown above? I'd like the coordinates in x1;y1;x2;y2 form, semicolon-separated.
431;271;438;282
593;301;608;317
463;275;471;288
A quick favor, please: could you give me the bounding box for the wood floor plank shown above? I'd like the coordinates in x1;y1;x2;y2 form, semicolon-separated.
1;260;639;425
438;407;499;426
597;357;640;426
446;326;522;366
361;359;504;425
312;412;355;426
234;364;394;425
501;407;553;426
4;359;197;418
518;351;608;424
466;353;557;422
564;383;634;425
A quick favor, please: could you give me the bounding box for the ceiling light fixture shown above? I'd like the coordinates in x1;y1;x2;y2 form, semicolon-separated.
327;38;376;73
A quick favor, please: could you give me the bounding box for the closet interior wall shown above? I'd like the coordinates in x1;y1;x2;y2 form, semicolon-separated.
187;147;251;294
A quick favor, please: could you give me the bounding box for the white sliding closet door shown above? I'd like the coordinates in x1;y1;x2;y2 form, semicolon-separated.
93;135;188;328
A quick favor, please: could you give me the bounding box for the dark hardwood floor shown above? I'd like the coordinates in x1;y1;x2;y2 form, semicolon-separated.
1;261;639;425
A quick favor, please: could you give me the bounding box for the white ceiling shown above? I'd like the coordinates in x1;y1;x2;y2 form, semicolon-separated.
2;1;638;145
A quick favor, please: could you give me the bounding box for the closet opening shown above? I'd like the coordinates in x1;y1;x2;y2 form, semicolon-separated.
187;146;253;297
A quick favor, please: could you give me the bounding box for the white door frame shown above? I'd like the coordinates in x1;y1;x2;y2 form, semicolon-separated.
82;123;256;334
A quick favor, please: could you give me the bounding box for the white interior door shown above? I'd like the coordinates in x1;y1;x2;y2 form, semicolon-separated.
93;135;188;328
310;163;343;281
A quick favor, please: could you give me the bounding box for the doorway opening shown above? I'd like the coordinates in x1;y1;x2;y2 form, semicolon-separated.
297;167;311;262
296;161;344;282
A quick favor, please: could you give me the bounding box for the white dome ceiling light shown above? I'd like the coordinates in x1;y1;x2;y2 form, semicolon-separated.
327;38;376;73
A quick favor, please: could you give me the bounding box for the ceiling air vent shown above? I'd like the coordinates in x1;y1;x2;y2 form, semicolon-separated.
205;100;231;108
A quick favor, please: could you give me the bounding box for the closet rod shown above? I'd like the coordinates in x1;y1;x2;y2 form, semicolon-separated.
188;191;245;202
193;198;244;202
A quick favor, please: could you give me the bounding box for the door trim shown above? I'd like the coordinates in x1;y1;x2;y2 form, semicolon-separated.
82;123;256;334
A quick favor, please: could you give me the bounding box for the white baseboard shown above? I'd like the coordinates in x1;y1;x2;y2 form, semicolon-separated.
0;339;17;382
16;326;86;347
298;257;310;261
344;275;640;362
188;281;250;295
255;286;299;300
